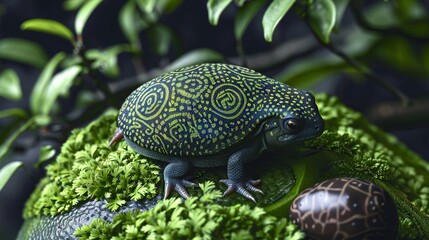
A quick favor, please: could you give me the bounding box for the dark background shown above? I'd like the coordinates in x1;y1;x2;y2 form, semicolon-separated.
1;0;428;239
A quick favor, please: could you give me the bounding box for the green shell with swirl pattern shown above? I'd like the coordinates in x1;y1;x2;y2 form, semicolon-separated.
118;63;318;157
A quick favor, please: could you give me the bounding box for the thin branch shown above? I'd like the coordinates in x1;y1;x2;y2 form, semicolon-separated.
228;36;319;72
321;40;410;106
305;12;411;107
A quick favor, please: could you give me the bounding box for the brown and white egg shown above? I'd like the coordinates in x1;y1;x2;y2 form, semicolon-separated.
289;177;398;240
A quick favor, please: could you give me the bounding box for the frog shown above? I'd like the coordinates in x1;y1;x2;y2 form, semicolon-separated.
109;63;324;202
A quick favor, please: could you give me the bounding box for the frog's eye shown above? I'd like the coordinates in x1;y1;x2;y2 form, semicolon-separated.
284;118;303;133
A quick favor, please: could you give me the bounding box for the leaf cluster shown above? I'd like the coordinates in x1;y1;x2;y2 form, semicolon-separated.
23;110;160;218
74;181;305;240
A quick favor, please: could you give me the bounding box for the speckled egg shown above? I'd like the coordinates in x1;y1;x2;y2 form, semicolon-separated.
289;177;398;240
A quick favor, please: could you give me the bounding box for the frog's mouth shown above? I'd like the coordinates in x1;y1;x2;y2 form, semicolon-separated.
277;130;324;144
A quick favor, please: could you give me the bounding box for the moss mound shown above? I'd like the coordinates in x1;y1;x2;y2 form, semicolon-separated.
23;110;161;218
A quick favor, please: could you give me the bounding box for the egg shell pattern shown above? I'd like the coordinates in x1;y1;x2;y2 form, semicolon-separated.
289;177;399;240
118;63;318;157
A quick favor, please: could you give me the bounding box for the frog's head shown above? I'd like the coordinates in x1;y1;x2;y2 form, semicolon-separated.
263;90;324;149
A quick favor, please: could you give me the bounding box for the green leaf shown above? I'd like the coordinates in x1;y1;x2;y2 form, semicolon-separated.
0;38;48;68
30;53;67;115
39;66;82;116
35;145;56;168
235;0;246;7
275;58;355;88
147;24;171;56
0;119;34;163
86;44;133;77
0;69;22;100
0;162;24;192
333;0;349;30
119;1;141;45
0;108;27;119
234;0;266;41
262;0;296;42
207;0;233;25
307;0;337;43
21;19;75;42
165;48;224;71
155;0;183;14
75;0;103;36
137;0;156;13
63;0;86;11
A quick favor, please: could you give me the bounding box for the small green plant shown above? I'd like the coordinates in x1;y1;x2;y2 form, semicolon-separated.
74;181;305;240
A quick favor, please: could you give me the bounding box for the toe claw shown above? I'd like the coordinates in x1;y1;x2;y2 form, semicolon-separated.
246;183;263;194
164;178;198;199
220;178;263;202
164;183;174;199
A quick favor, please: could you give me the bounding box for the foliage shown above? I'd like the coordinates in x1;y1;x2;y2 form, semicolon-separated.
74;181;305;240
1;0;428;194
22;110;160;218
1;0;429;238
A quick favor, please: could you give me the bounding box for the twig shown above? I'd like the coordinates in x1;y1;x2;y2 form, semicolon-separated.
322;40;410;106
228;36;319;71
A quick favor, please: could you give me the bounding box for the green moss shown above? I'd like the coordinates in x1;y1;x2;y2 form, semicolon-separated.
23;110;161;218
74;181;304;240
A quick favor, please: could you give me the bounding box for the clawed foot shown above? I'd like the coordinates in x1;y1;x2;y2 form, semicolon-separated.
164;178;198;199
220;179;263;203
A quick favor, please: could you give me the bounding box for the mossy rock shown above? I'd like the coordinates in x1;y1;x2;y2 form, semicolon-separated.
18;94;429;239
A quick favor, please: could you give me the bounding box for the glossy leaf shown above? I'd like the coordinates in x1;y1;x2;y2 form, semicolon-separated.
0;38;48;68
0;162;24;192
0;119;34;163
39;66;82;116
86;44;133;77
21;19;75;42
30;53;66;115
63;0;86;10
262;0;296;42
234;0;266;41
235;0;246;7
137;0;156;13
165;48;224;71
75;0;103;36
155;0;183;14
0;108;27;119
119;0;140;45
307;0;337;43
333;0;349;30
35;145;56;168
0;69;22;100
207;0;233;25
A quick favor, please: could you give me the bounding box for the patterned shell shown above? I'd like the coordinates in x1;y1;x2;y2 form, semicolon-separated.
118;63;317;156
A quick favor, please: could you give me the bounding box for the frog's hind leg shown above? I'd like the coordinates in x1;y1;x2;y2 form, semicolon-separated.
164;159;198;199
108;128;124;147
220;147;264;203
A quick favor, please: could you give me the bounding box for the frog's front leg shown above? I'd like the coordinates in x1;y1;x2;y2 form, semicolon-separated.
220;146;264;203
164;159;198;199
